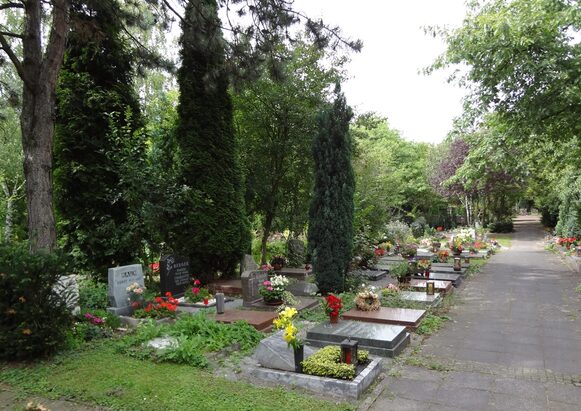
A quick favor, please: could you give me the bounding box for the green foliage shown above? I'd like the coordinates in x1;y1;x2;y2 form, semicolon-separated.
54;0;146;277
302;345;369;380
118;312;262;367
0;243;73;360
173;0;249;281
416;314;450;335
308;86;354;293
78;277;109;311
389;262;411;281
488;220;514;233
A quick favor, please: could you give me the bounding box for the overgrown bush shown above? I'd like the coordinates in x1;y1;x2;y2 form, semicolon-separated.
410;217;428;238
0;243;73;360
78;277;109;310
383;220;413;244
302;345;369;380
489;220;513;233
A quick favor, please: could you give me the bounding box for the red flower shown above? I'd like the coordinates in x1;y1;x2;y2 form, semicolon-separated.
194;279;201;286
165;291;172;297
192;287;200;294
436;226;444;231
149;262;160;273
131;302;140;309
155;297;163;303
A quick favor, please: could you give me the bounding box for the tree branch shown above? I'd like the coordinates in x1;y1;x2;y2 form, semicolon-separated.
161;0;185;25
41;0;69;86
0;30;23;39
0;2;24;11
0;33;24;79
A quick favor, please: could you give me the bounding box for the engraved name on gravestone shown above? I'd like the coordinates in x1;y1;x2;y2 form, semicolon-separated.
160;255;191;298
241;269;268;307
108;264;144;308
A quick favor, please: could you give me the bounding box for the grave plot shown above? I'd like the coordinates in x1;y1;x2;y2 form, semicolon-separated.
411;272;463;287
409;279;454;294
429;265;468;275
306;320;410;357
347;268;389;281
209;310;278;332
342;307;426;330
399;291;442;307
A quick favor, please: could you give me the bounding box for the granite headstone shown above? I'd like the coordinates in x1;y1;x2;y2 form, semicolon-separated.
241;269;268;307
107;264;144;315
160;255;191;298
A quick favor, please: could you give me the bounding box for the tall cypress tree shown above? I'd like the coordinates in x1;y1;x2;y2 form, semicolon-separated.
308;85;355;293
54;0;145;275
175;0;249;280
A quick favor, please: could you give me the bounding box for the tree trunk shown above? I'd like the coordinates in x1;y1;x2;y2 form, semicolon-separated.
260;210;275;265
1;181;13;242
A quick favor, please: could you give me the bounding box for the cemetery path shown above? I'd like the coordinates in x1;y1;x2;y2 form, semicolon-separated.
364;215;581;411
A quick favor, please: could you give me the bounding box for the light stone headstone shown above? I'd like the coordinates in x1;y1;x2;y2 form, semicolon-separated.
54;275;81;315
253;331;316;372
241;269;268;307
241;254;259;272
107;264;144;316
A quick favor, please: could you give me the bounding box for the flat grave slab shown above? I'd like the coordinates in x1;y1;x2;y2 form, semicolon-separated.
379;256;405;263
273;267;312;280
342;307;426;330
306;320;410;357
417;249;435;259
245;296;319;312
348;269;388;281
400;291;442;307
208;279;242;296
412;272;463;287
209;310;277;332
409;279;454;295
429;265;467;275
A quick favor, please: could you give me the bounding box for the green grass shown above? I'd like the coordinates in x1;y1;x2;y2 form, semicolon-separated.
0;341;354;411
491;233;512;248
415;314;450;335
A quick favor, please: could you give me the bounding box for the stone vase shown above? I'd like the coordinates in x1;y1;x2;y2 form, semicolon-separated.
329;313;339;324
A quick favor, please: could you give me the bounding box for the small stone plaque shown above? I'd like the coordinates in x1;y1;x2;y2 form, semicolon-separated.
160;255;191;298
306;320;410;357
342;307;426;330
108;264;144;308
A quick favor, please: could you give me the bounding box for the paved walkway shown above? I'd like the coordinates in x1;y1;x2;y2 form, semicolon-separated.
363;216;581;410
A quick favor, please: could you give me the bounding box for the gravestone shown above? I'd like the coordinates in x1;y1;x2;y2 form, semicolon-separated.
241;269;268;307
160;255;191;298
54;275;80;315
409;279;453;294
342;307;426;330
107;264;144;316
241;254;259;272
254;330;316;371
306;320;410;357
399;291;442;307
412;272;463;287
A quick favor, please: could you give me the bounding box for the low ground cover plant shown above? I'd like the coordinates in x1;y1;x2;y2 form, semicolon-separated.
302;345;369;380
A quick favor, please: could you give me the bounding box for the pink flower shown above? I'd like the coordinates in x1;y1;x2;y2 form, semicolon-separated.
267;287;273;291
193;287;200;294
194;279;201;286
263;281;271;286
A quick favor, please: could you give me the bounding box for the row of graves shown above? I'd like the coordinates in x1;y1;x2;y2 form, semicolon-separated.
547;236;581;272
104;231;498;400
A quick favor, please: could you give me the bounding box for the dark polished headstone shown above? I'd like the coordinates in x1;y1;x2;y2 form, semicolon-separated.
348;269;388;281
306;320;409;357
160;255;191;298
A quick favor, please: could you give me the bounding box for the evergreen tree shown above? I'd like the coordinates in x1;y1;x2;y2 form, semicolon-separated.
54;0;145;276
175;0;249;280
308;86;354;293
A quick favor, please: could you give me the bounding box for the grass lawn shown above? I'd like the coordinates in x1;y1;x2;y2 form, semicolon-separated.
0;340;354;411
489;232;513;248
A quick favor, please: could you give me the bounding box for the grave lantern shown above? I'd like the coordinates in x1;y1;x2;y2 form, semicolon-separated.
453;257;462;271
426;281;435;295
215;292;225;314
340;338;359;366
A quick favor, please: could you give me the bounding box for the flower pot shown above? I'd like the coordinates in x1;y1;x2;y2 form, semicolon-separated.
264;297;283;306
293;345;304;373
272;263;283;271
203;298;209;305
329;313;339;324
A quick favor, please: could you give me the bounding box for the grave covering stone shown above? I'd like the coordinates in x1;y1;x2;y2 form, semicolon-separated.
146;336;178;351
107;264;144;315
306;320;410;357
412;272;463;287
409;279;453;294
348;269;388;281
428;265;467;275
254;331;316;371
241;269;268;307
287;281;318;296
399;291;442;307
342;307;426;330
160;255;191;298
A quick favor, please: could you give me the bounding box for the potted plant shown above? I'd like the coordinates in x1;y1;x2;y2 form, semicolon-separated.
431;237;442;252
270;255;287;271
437;250;449;263
417;259;432;276
184;279;214;305
322;294;343;323
400;243;418;260
259;274;289;305
126;282;146;310
449;238;463;256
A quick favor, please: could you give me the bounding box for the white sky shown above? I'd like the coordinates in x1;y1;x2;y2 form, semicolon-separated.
292;0;468;144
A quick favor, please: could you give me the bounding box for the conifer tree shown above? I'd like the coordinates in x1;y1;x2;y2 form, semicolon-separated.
308;86;355;293
175;0;249;280
54;0;145;275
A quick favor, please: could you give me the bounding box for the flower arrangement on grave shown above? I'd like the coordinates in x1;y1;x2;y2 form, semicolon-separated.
373;246;385;257
184;279;213;304
259;274;289;303
419;238;431;248
382;283;400;297
148;261;160;273
400;243;418;259
354;285;381;311
261;264;275;275
473;240;487;250
133;292;178;319
417;258;432;273
83;312;105;326
557;237;577;249
449;238;463;254
273;307;303;350
127;282;146;309
322;294;343;322
437;250;449;263
436;226;444;232
270;255;287;270
379;241;392;252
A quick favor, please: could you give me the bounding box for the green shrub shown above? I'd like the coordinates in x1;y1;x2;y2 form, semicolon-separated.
78;277;109;310
489;220;513;233
0;243;73;360
302;345;369;380
389;262;410;281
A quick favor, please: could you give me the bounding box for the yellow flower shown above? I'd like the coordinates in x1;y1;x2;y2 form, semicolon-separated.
22;328;32;335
